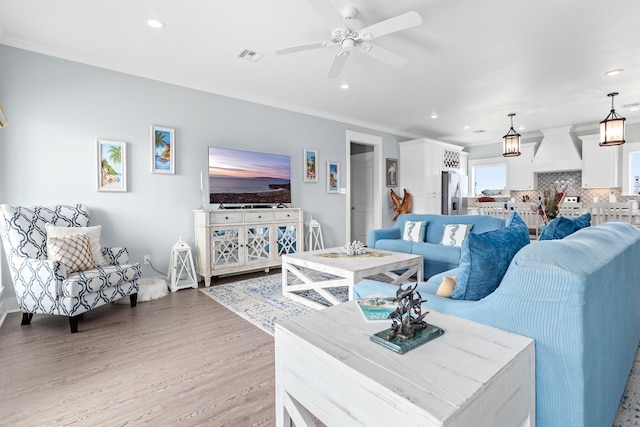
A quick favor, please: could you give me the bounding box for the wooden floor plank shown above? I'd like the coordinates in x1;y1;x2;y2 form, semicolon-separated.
0;275;276;426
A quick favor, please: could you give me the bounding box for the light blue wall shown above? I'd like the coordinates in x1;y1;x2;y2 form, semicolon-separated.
0;45;405;300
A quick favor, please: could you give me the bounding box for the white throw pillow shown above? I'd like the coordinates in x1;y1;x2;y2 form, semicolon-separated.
46;224;108;266
402;220;426;242
441;224;473;247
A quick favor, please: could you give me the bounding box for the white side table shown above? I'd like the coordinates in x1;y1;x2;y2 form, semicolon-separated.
167;239;198;292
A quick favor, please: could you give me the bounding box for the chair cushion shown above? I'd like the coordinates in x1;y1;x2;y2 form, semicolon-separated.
62;263;142;297
539;213;591;240
450;211;530;301
374;238;416;253
46;224;108;266
47;234;96;274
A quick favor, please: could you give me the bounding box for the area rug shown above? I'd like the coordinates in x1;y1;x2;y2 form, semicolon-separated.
200;272;350;335
201;273;640;425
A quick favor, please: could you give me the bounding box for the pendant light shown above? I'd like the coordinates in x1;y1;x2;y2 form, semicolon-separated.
599;92;625;146
502;113;521;157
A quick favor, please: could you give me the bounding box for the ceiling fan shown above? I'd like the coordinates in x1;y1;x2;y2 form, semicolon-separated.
275;0;422;79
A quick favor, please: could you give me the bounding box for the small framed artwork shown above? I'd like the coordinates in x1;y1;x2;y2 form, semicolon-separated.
327;161;340;194
386;158;398;187
151;125;175;174
97;139;127;192
304;148;318;182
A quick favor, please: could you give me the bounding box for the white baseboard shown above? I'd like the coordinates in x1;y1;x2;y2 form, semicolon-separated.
0;296;20;329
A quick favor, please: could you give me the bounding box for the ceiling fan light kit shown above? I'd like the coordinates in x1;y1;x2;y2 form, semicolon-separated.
599;92;625;146
502;113;522;157
275;0;422;79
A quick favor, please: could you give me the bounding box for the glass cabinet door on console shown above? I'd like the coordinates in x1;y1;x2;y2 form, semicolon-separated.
245;225;271;264
212;227;242;270
277;224;299;257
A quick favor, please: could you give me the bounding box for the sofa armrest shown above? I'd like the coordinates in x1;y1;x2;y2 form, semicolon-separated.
368;227;401;248
13;258;67;307
102;247;130;265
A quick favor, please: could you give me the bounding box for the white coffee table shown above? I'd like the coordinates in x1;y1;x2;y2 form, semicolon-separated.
281;247;423;309
275;301;536;426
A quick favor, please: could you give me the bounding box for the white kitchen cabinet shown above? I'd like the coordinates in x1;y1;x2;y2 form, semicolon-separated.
194;208;303;285
507;144;536;190
582;134;621;188
399;138;464;214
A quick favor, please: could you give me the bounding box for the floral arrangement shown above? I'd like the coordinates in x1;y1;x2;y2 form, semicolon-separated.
343;240;366;256
531;181;569;223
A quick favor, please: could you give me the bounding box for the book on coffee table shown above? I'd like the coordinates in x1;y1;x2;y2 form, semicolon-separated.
356;295;397;322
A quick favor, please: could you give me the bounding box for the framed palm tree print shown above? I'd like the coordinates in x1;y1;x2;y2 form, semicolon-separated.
304;148;318;182
97;139;127;192
151;125;175;174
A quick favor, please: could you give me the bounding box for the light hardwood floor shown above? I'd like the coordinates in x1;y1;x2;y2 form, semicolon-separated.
0;274;276;426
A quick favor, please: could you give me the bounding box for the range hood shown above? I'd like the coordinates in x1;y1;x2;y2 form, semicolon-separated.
531;125;582;172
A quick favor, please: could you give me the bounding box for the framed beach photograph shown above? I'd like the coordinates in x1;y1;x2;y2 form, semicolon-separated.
386;158;398;187
327;161;340;194
97;139;127;192
151;125;175;174
304;148;318;182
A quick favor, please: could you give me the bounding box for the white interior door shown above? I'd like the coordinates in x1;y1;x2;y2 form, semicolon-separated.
350;152;374;244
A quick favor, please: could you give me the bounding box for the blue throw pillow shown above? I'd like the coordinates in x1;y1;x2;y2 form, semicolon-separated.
539;213;591;240
450;211;530;301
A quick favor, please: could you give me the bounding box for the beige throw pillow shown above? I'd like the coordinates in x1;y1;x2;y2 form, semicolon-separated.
47;234;96;274
436;276;456;297
46;224;107;266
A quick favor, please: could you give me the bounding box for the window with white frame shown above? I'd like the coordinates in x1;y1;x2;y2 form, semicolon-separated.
468;158;508;197
629;151;640;195
621;142;640;195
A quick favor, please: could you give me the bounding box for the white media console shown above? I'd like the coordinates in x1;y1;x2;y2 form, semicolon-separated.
194;208;304;285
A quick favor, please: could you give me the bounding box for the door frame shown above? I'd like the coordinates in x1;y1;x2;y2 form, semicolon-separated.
345;130;383;244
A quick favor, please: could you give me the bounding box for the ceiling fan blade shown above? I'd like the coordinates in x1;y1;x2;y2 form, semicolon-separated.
362;44;407;68
360;11;422;40
327;52;349;79
308;0;345;29
275;42;328;55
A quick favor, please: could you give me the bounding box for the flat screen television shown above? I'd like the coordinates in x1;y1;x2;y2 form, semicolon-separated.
208;147;291;206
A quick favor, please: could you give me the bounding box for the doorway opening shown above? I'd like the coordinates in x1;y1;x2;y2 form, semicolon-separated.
345;131;382;245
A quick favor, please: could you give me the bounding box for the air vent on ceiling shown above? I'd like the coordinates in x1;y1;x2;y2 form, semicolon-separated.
236;48;264;63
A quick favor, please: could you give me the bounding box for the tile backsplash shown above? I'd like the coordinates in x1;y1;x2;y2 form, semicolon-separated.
470;171;639;208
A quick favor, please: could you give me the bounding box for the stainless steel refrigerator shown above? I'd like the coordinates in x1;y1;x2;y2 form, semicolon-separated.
441;171;468;215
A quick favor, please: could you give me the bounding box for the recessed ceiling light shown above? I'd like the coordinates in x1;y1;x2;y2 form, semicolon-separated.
430;113;438;119
605;69;623;77
463;125;471;130
518;126;525;131
147;19;165;29
340;83;350;90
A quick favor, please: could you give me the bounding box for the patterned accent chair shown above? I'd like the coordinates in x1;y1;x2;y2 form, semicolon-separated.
0;204;141;333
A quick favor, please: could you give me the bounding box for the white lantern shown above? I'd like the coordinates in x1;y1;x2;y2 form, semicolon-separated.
167;237;198;292
305;216;325;251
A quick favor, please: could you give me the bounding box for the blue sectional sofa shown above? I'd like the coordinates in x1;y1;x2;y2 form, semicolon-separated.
368;213;505;278
355;221;640;427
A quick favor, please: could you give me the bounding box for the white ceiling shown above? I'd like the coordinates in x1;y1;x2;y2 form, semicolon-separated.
1;0;640;147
